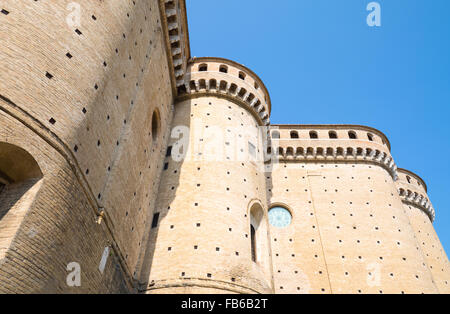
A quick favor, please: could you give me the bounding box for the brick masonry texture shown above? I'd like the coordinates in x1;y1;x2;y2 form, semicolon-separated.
0;0;448;294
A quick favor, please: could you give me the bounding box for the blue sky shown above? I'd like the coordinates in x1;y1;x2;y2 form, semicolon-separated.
186;0;450;253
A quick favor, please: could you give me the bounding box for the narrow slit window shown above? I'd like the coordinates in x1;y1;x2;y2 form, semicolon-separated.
166;146;173;157
251;225;257;262
151;213;160;229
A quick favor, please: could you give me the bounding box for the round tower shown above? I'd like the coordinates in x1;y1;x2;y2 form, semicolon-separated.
139;58;274;294
396;169;450;293
267;125;439;294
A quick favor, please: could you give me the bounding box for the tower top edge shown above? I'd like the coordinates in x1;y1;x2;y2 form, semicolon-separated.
189;57;272;114
271;124;392;152
397;168;428;192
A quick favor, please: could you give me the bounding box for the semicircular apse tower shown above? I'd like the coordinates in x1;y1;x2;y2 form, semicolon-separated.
138;58;275;294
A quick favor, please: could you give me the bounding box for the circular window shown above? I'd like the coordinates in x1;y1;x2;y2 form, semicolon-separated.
269;207;292;228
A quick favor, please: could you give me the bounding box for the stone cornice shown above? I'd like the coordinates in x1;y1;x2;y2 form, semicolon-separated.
159;0;191;96
398;187;435;222
270;145;398;181
179;67;271;126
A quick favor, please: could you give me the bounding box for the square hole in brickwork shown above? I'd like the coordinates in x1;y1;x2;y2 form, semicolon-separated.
1;9;9;15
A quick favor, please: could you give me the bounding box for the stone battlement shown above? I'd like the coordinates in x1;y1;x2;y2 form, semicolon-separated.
178;57;271;126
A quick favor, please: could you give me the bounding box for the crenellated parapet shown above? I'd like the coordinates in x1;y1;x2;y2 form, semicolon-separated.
396;169;435;221
268;125;398;180
159;0;190;93
177;57;272;126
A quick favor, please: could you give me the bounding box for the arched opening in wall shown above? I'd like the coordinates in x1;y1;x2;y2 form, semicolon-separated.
247;93;255;104
219;65;228;73
271;131;280;139
0;143;43;256
406;176;411;184
238;88;247;98
249;203;269;267
329;131;338;139
290;131;299;139
367;133;374;141
219;80;227;92
374;150;381;159
286;147;294;156
198;64;208;72
348;131;357;139
229;83;238;94
151;110;161;143
199;79;206;90
309;131;318;139
209;79;217;90
239;71;246;80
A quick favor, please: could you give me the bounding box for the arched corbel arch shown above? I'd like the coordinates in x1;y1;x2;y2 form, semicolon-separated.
0;142;43;258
